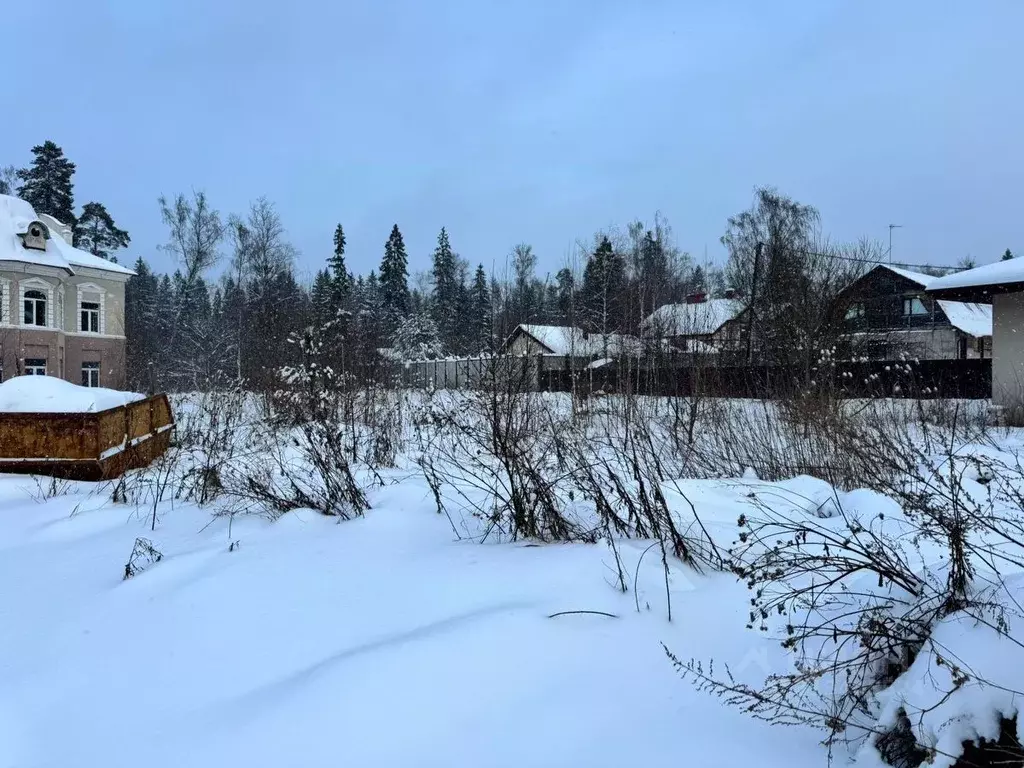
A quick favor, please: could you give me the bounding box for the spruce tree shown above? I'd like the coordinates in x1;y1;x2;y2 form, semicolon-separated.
581;236;627;334
379;224;410;334
124;258;160;391
329;224;349;290
392;313;443;360
74;202;131;260
472;264;492;353
17;141;76;226
1002;248;1015;261
430;227;459;352
690;265;707;292
311;268;334;325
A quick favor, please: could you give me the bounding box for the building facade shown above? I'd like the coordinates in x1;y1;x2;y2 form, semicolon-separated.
0;195;134;389
833;265;992;361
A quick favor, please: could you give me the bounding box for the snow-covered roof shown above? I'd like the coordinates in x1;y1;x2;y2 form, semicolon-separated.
882;265;935;287
512;325;647;357
0;194;134;277
937;300;992;338
515;324;580;355
927;258;1024;298
641;299;744;337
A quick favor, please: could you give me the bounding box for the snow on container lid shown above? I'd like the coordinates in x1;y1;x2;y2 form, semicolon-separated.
0;375;145;413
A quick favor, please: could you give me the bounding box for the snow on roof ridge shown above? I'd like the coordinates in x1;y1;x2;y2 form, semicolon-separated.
514;324;648;357
641;298;744;336
0;193;134;276
882;264;935;287
928;258;1024;293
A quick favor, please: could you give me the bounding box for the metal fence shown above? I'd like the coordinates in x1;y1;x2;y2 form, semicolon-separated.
391;355;992;400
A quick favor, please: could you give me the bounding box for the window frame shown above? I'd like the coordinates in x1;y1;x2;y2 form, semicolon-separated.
80;301;100;333
23;289;47;327
902;296;929;317
76;283;106;335
24;358;46;376
81;361;100;388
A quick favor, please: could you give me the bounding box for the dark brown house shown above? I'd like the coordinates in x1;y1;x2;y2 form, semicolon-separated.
832;265;992;360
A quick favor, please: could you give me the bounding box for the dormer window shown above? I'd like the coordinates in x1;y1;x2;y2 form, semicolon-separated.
18;220;50;251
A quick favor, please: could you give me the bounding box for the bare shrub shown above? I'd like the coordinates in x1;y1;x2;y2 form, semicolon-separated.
416;359;590;542
123;537;163;580
173;383;250;504
670;431;1024;764
29;474;74;503
244;325;368;518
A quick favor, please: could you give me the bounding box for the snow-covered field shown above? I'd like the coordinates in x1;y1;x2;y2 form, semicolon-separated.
0;472;826;768
1;389;1022;768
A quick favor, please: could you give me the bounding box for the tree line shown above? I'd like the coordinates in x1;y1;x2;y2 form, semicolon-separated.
122;192;731;392
10;140;1020;394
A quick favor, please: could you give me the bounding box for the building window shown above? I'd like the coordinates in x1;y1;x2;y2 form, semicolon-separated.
902;297;928;316
81;361;100;388
24;358;46;376
81;301;100;333
23;290;47;326
844;302;865;321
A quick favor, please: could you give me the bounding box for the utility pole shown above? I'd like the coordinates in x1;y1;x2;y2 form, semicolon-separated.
888;224;903;265
746;242;762;364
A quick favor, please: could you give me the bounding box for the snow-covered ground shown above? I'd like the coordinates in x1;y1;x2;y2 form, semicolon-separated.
0;471;826;768
1;391;1022;768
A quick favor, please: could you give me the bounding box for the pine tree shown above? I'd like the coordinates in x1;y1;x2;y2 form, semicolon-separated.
329;224;350;292
74;202;130;260
311;268;335;325
392;313;443;360
581;236;627;333
379;224;410;335
430;227;460;353
124;258;160;391
555;268;575;324
17;141;76;227
471;264;492;353
690;265;707;292
1002;249;1015;261
354;271;385;365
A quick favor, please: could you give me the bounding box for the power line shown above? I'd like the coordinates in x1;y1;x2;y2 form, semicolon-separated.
783;245;962;273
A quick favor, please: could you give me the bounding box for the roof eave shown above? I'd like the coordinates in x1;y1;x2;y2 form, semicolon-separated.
927;282;1024;303
0;257;75;276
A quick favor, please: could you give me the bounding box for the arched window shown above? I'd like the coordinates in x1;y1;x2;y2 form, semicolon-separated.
23;289;46;327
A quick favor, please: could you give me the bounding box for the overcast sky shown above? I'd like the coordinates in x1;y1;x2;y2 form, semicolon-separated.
3;1;1021;282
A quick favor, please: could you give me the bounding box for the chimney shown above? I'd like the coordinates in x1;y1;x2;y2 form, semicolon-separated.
685;292;707;304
